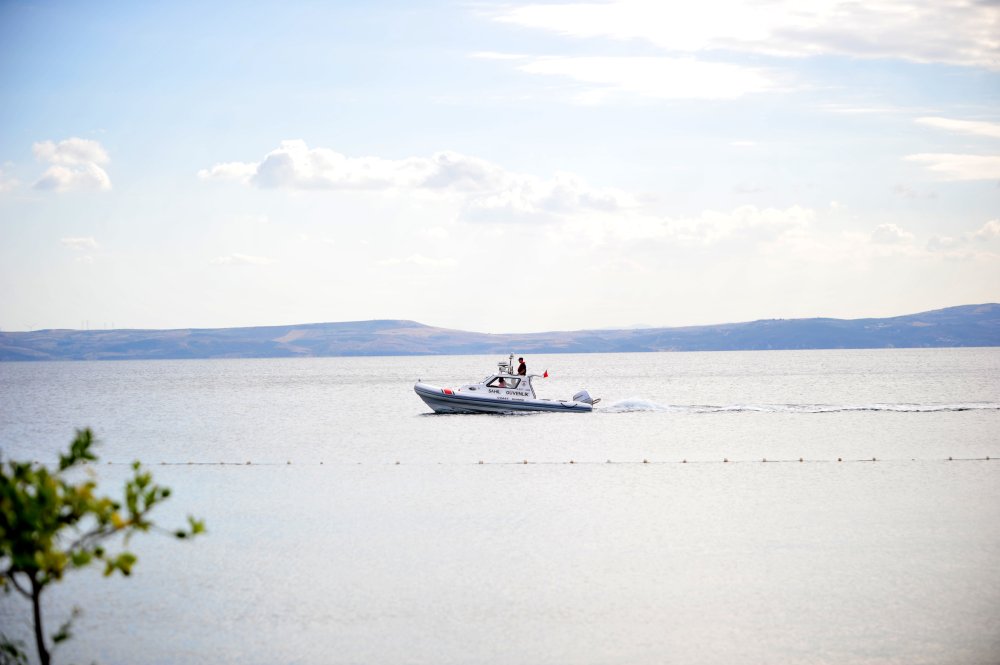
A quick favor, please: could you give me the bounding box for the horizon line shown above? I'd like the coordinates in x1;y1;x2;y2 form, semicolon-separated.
2;302;997;336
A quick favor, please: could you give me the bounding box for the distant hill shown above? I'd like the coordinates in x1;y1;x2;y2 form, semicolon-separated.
1;304;998;361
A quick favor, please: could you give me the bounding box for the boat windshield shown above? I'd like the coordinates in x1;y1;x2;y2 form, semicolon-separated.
487;376;520;389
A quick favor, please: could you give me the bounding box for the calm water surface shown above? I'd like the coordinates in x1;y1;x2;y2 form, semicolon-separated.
1;349;998;664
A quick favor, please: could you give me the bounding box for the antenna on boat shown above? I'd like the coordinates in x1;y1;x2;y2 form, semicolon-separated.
499;353;513;375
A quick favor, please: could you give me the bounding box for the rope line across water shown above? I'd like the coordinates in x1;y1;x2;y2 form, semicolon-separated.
73;456;1000;467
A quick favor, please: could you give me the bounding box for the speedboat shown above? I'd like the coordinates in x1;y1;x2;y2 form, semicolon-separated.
414;355;600;414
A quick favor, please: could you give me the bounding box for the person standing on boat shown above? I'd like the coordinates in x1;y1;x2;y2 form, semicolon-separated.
517;357;527;375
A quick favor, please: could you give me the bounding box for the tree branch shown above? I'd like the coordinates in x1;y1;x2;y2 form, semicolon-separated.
6;571;32;600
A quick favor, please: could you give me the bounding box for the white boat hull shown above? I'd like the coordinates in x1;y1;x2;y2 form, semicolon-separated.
414;382;593;414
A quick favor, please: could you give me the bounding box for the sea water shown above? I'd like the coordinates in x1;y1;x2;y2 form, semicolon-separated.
1;349;998;664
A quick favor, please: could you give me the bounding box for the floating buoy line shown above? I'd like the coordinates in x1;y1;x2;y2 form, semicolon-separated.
74;455;999;467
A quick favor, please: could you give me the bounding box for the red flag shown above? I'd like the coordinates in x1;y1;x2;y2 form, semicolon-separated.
543;370;548;378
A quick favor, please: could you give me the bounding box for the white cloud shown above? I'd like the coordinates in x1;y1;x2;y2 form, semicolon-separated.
927;235;960;252
210;253;276;266
200;141;640;221
60;237;100;251
972;219;1000;242
734;182;765;194
820;105;908;115
905;153;1000;181
197;162;258;184
892;184;936;200
572;204;814;247
926;219;1000;253
421;151;507;191
201;141;488;191
34;163;112;192
516;56;778;101
32;138;111;191
33;138;109;166
773;225;930;263
421;226;451;240
569;205;987;267
871;223;914;244
377;254;457;268
916;117;1000;139
494;0;1000;70
922;236;998;261
464;170;640;222
664;204;813;246
0;168;20;193
471;51;530;60
234;213;269;225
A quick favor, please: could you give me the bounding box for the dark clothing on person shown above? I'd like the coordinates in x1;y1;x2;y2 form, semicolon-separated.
517;360;527;375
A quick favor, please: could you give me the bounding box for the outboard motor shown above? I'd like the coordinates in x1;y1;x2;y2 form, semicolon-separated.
572;390;600;406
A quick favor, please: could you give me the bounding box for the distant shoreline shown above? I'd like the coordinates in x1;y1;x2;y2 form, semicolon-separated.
1;303;998;361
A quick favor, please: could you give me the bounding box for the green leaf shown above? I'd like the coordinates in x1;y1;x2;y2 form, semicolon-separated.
0;634;29;665
69;551;92;567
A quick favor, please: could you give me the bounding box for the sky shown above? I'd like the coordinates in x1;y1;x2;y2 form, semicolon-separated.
1;0;998;333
